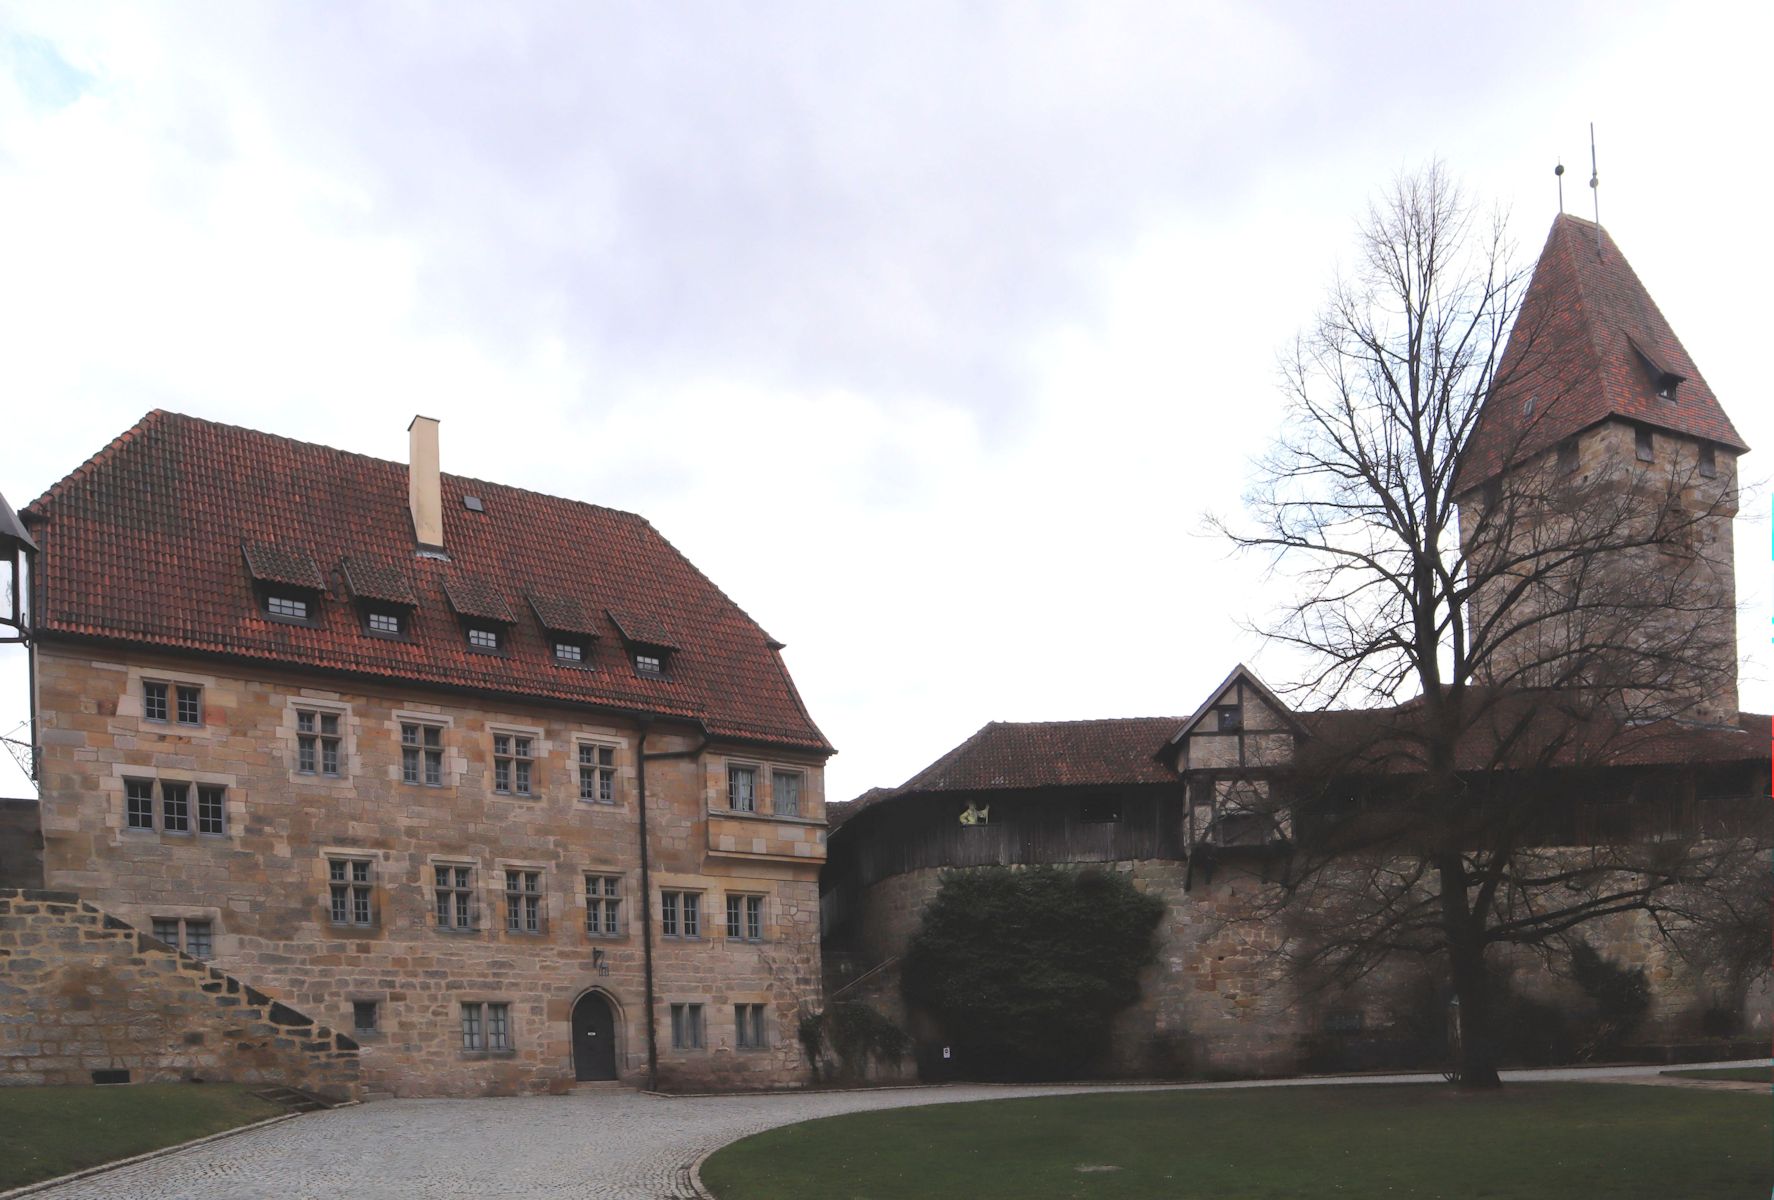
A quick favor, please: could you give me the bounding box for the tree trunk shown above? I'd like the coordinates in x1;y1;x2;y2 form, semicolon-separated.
1439;858;1502;1088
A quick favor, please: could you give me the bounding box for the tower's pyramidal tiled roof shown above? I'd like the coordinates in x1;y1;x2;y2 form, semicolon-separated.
1455;214;1747;495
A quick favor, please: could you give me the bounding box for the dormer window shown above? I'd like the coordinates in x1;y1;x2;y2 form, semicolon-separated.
1630;337;1684;404
635;653;663;678
266;594;310;621
527;594;601;671
606;608;677;682
340;556;419;639
467;627;501;652
367;610;404;636
554;640;585;663
442;573;514;656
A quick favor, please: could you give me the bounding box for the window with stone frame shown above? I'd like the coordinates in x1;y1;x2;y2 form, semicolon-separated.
578;742;617;804
401;722;444;786
161;781;191;834
352;1000;379;1034
585;874;622;936
196;785;227;835
143;680;169;722
661;890;700;938
728;764;757;813
725;893;764;942
670;1003;704;1050
328;857;376;927
176;685;203;726
772;769;802;817
492;733;535;796
434;863;478;931
296;709;343;777
461;1001;511;1052
504;868;545;934
734;1003;767;1050
151;916;214;960
125;778;155;830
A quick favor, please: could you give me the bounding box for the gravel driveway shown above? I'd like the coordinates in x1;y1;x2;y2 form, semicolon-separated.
21;1060;1764;1200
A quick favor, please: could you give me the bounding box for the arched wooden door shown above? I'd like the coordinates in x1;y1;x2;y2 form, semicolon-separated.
572;991;618;1081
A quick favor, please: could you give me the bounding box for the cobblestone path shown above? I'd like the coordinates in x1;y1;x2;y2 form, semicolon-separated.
25;1061;1764;1200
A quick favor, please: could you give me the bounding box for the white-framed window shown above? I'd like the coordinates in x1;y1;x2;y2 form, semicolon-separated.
152;917;214;960
661;890;700;938
578;742;617;804
670;1003;704;1050
402;722;444;786
585;874;622;936
772;770;802;817
492;733;535;796
461;1001;512;1052
434;863;478;931
328;857;376;927
467;626;501;651
265;595;310;620
504;868;544;934
728;764;757;813
725;894;764;942
366;610;404;635
735;1004;767;1050
553;638;589;664
296;709;342;777
634;653;663;678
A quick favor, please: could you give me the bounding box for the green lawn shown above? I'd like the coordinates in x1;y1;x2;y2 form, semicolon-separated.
1662;1064;1770;1084
0;1083;285;1190
702;1083;1770;1200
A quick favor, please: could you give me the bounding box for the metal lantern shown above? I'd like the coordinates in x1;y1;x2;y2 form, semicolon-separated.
0;490;35;643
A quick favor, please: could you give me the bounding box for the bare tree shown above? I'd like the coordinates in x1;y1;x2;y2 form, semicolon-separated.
1218;164;1767;1087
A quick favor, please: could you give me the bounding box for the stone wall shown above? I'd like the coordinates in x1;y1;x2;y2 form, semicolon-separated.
33;643;828;1096
0;889;360;1098
0;798;42;889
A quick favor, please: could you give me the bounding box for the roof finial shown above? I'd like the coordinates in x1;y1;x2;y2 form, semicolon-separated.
1554;159;1565;214
1588;122;1601;252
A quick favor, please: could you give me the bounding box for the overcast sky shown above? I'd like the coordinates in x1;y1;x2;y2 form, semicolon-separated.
2;2;1769;802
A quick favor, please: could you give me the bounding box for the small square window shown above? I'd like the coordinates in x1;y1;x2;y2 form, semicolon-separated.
152;918;180;948
353;1000;379;1033
634;653;663;678
266;595;309;620
467;627;500;651
1216;705;1243;732
554;640;584;663
184;920;213;959
367;611;404;635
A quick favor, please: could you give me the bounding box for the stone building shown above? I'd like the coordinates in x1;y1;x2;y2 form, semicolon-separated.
823;214;1770;1078
18;411;832;1097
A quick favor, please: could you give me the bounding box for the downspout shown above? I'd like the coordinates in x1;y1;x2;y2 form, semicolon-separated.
635;718;711;1092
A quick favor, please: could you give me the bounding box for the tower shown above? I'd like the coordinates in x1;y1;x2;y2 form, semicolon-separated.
1454;215;1746;727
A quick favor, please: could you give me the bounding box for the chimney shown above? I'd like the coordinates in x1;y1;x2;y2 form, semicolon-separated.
408;415;443;550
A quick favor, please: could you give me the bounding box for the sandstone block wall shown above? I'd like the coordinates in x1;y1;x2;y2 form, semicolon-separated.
0;889;360;1098
33;644;828;1096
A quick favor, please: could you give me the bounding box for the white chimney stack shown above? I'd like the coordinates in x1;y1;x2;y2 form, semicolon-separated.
408;415;443;550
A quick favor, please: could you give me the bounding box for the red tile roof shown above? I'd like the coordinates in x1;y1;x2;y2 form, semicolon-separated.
1455;215;1748;496
23;411;830;752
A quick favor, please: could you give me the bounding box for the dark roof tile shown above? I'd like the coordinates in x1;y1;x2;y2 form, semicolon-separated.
241;541;326;591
